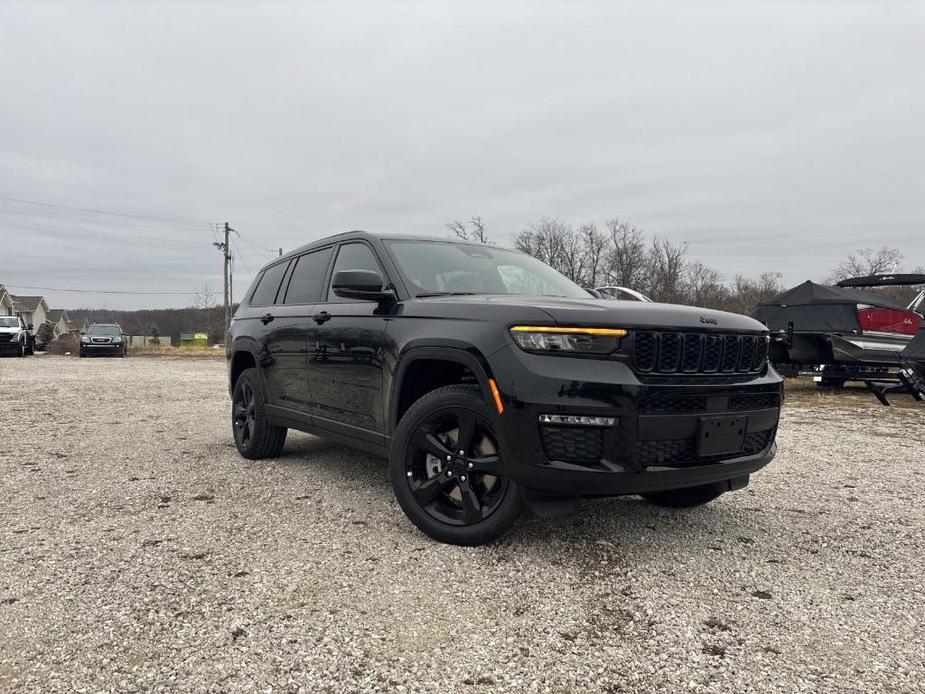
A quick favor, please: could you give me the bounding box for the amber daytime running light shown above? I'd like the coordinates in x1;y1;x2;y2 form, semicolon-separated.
508;325;628;354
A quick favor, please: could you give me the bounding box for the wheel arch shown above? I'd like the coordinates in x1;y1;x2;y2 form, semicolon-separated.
229;341;260;394
389;345;498;434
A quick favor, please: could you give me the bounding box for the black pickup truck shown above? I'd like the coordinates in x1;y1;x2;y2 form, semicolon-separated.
227;232;782;545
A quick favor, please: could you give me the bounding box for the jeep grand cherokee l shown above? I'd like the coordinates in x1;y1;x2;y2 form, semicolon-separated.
227;232;782;545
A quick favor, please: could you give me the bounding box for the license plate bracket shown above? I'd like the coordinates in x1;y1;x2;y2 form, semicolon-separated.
698;415;748;457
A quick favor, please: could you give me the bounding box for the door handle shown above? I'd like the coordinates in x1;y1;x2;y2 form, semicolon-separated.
260;313;274;325
313;311;332;325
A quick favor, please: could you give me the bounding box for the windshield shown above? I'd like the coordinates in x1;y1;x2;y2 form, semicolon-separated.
87;325;121;336
386;241;590;298
0;317;20;328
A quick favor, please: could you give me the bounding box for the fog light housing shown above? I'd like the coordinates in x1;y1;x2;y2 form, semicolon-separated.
538;414;617;427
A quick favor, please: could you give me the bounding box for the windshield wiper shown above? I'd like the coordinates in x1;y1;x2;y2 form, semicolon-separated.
415;291;478;298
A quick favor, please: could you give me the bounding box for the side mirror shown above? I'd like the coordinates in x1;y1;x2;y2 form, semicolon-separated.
332;269;394;302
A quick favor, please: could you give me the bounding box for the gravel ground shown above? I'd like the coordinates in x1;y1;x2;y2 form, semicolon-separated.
1;356;923;693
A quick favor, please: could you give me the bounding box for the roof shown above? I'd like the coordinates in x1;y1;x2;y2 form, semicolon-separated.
46;309;68;324
759;280;908;310
262;231;508;273
66;319;85;331
11;295;46;312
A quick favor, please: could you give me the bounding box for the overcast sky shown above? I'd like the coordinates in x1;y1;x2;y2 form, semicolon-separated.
1;1;923;310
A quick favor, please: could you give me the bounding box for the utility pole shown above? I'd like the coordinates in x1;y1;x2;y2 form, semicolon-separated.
213;222;233;341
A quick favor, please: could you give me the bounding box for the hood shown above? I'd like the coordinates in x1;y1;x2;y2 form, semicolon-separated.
412;295;767;333
0;326;21;335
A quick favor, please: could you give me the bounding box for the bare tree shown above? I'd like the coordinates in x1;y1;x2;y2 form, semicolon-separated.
603;218;648;289
829;246;904;283
447;216;490;244
645;237;688;303
684;262;728;308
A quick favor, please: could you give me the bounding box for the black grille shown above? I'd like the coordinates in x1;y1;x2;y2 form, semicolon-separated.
636;428;774;466
639;391;780;415
639;395;708;414
633;331;768;375
729;392;780;411
702;334;723;372
658;333;682;372
720;335;740;372
540;426;604;463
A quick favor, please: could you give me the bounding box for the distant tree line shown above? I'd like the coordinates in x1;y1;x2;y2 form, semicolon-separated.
447;216;916;316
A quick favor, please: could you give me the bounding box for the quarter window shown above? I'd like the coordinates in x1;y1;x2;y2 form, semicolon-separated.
250;260;290;306
283;247;333;304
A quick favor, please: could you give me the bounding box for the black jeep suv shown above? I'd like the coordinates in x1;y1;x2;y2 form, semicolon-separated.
228;232;782;545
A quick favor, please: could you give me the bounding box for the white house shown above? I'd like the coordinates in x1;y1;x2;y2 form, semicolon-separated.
11;295;48;330
45;309;69;338
0;285;13;316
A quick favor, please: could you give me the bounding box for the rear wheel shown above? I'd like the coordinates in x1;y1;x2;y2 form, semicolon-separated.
232;368;287;459
390;385;522;546
642;483;725;508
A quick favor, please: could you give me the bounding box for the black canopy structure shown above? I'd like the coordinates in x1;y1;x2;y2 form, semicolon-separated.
902;325;925;362
756;280;908;333
836;273;925;288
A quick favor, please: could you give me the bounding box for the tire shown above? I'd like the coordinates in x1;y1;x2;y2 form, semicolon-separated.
79;349;86;358
642;482;726;509
390;384;523;546
16;341;24;358
232;368;287;459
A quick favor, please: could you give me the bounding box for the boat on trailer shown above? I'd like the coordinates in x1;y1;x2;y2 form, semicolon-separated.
756;274;925;386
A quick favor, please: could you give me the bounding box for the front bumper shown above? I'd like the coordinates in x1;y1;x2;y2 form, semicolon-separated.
81;342;124;355
0;340;22;354
489;345;783;496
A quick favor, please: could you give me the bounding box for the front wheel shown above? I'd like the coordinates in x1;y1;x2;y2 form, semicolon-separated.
390;385;523;546
16;341;24;358
642;483;726;508
232;368;287;459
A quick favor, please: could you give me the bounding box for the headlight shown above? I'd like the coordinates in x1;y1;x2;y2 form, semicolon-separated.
9;333;20;342
112;337;122;344
509;325;627;354
81;336;90;343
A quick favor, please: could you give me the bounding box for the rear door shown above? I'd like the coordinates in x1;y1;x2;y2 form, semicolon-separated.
263;246;334;414
308;241;391;436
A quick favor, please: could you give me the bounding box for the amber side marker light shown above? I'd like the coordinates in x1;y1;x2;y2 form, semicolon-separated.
509;325;628;337
487;378;504;415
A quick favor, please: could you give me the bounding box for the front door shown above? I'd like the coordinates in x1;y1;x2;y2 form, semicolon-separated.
308;241;391;436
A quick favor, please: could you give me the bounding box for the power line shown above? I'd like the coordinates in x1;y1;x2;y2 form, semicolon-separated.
0;218;209;247
0;194;215;226
230;235;254;280
4;284;199;296
0;206;214;232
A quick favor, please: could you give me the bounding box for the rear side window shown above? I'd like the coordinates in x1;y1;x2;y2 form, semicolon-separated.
250;261;290;306
326;242;382;302
283;247;333;304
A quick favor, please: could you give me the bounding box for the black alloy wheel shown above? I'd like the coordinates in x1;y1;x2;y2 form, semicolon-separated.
231;367;287;459
391;385;522;545
233;380;257;449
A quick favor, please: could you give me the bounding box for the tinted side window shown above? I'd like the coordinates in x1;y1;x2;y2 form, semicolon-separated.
283;247;333;304
327;243;382;302
250;261;290;306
